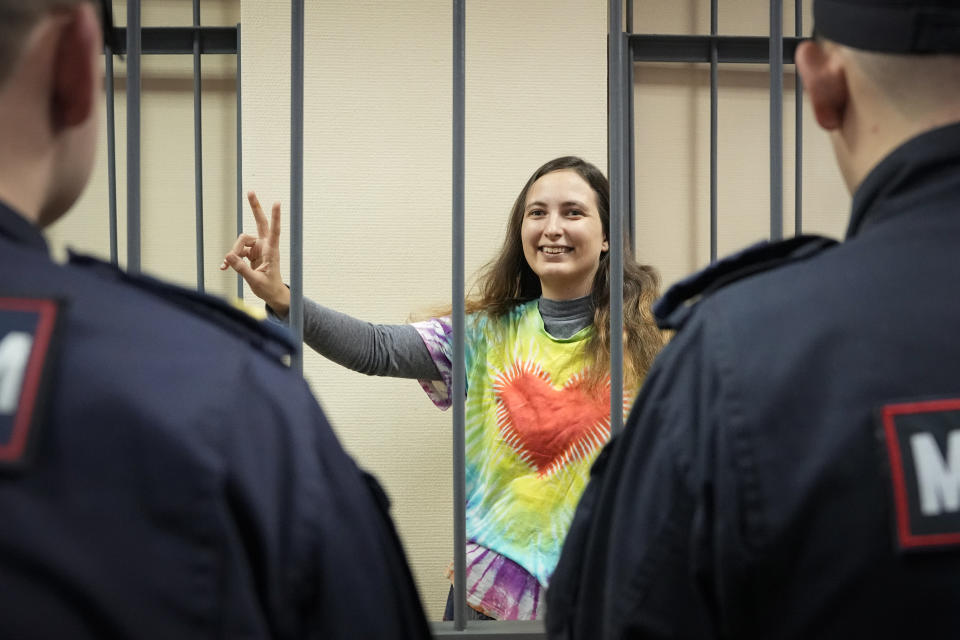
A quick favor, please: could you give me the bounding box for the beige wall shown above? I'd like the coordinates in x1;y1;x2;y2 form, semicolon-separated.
50;0;849;621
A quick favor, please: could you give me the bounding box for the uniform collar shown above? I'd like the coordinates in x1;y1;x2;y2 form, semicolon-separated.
847;121;960;239
0;199;49;254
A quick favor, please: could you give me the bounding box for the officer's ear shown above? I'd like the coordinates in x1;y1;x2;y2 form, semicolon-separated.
51;3;100;131
795;39;848;132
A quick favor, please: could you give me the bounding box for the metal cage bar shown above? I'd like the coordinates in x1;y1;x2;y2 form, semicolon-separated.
608;0;627;436
104;39;119;266
770;0;784;241
630;33;800;63
710;0;719;262
795;0;803;234
625;1;636;245
110;26;238;54
236;22;244;300
451;0;467;629
126;0;141;274
193;0;205;293
290;0;305;372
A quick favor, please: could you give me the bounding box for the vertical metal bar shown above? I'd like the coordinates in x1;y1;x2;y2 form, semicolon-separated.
193;0;205;293
795;0;803;235
770;0;784;241
290;0;305;371
710;0;718;262
236;23;244;300
104;40;118;266
452;0;467;629
126;0;141;273
608;0;626;436
625;1;636;247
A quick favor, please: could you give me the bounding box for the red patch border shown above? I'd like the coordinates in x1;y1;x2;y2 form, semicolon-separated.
882;398;960;549
0;297;58;464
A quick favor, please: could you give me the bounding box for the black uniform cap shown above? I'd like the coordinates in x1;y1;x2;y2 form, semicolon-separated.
814;0;960;53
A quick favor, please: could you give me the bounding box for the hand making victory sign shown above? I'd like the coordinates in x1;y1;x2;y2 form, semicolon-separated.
221;191;292;317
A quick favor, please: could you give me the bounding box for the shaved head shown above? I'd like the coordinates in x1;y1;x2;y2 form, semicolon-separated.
845;48;960;118
0;1;95;87
0;0;102;226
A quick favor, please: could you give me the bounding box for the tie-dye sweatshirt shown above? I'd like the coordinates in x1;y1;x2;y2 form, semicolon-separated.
414;300;631;603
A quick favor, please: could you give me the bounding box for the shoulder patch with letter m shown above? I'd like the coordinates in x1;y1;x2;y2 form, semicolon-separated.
881;398;960;551
0;297;62;471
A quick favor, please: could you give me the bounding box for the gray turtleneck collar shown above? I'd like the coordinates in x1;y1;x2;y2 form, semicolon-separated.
538;294;594;339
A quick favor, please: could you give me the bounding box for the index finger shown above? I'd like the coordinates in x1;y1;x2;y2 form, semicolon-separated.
248;191;270;239
269;201;282;249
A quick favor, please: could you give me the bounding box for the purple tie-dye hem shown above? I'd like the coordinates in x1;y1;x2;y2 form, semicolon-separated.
446;542;543;620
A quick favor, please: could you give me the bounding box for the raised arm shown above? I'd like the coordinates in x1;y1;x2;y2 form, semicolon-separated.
223;192;439;381
279;297;441;380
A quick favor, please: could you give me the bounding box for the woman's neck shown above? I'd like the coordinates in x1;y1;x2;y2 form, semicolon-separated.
538;294;593;339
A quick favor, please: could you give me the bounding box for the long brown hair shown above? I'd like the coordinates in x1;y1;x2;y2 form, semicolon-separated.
464;156;665;389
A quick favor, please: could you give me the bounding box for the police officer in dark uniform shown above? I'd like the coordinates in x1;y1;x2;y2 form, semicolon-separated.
547;0;960;637
0;2;430;637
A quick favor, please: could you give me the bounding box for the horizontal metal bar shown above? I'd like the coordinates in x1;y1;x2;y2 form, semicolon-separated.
431;620;546;638
109;27;238;55
630;34;801;63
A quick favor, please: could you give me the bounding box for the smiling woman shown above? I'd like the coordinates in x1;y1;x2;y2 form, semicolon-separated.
221;155;667;621
467;156;665;391
521;169;610;301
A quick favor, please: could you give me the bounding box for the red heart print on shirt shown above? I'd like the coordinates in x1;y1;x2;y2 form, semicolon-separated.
493;361;611;477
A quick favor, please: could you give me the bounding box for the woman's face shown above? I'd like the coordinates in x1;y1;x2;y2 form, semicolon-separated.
520;169;608;301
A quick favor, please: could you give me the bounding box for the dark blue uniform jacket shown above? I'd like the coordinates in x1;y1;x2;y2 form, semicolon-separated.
0;204;430;639
547;122;960;639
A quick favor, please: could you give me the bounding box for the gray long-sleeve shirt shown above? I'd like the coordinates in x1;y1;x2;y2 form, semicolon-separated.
268;294;594;380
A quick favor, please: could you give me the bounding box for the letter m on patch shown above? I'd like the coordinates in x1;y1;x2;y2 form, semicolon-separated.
882;398;960;550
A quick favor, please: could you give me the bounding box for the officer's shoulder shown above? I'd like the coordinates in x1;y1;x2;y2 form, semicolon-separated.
68;251;295;363
654;234;838;331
